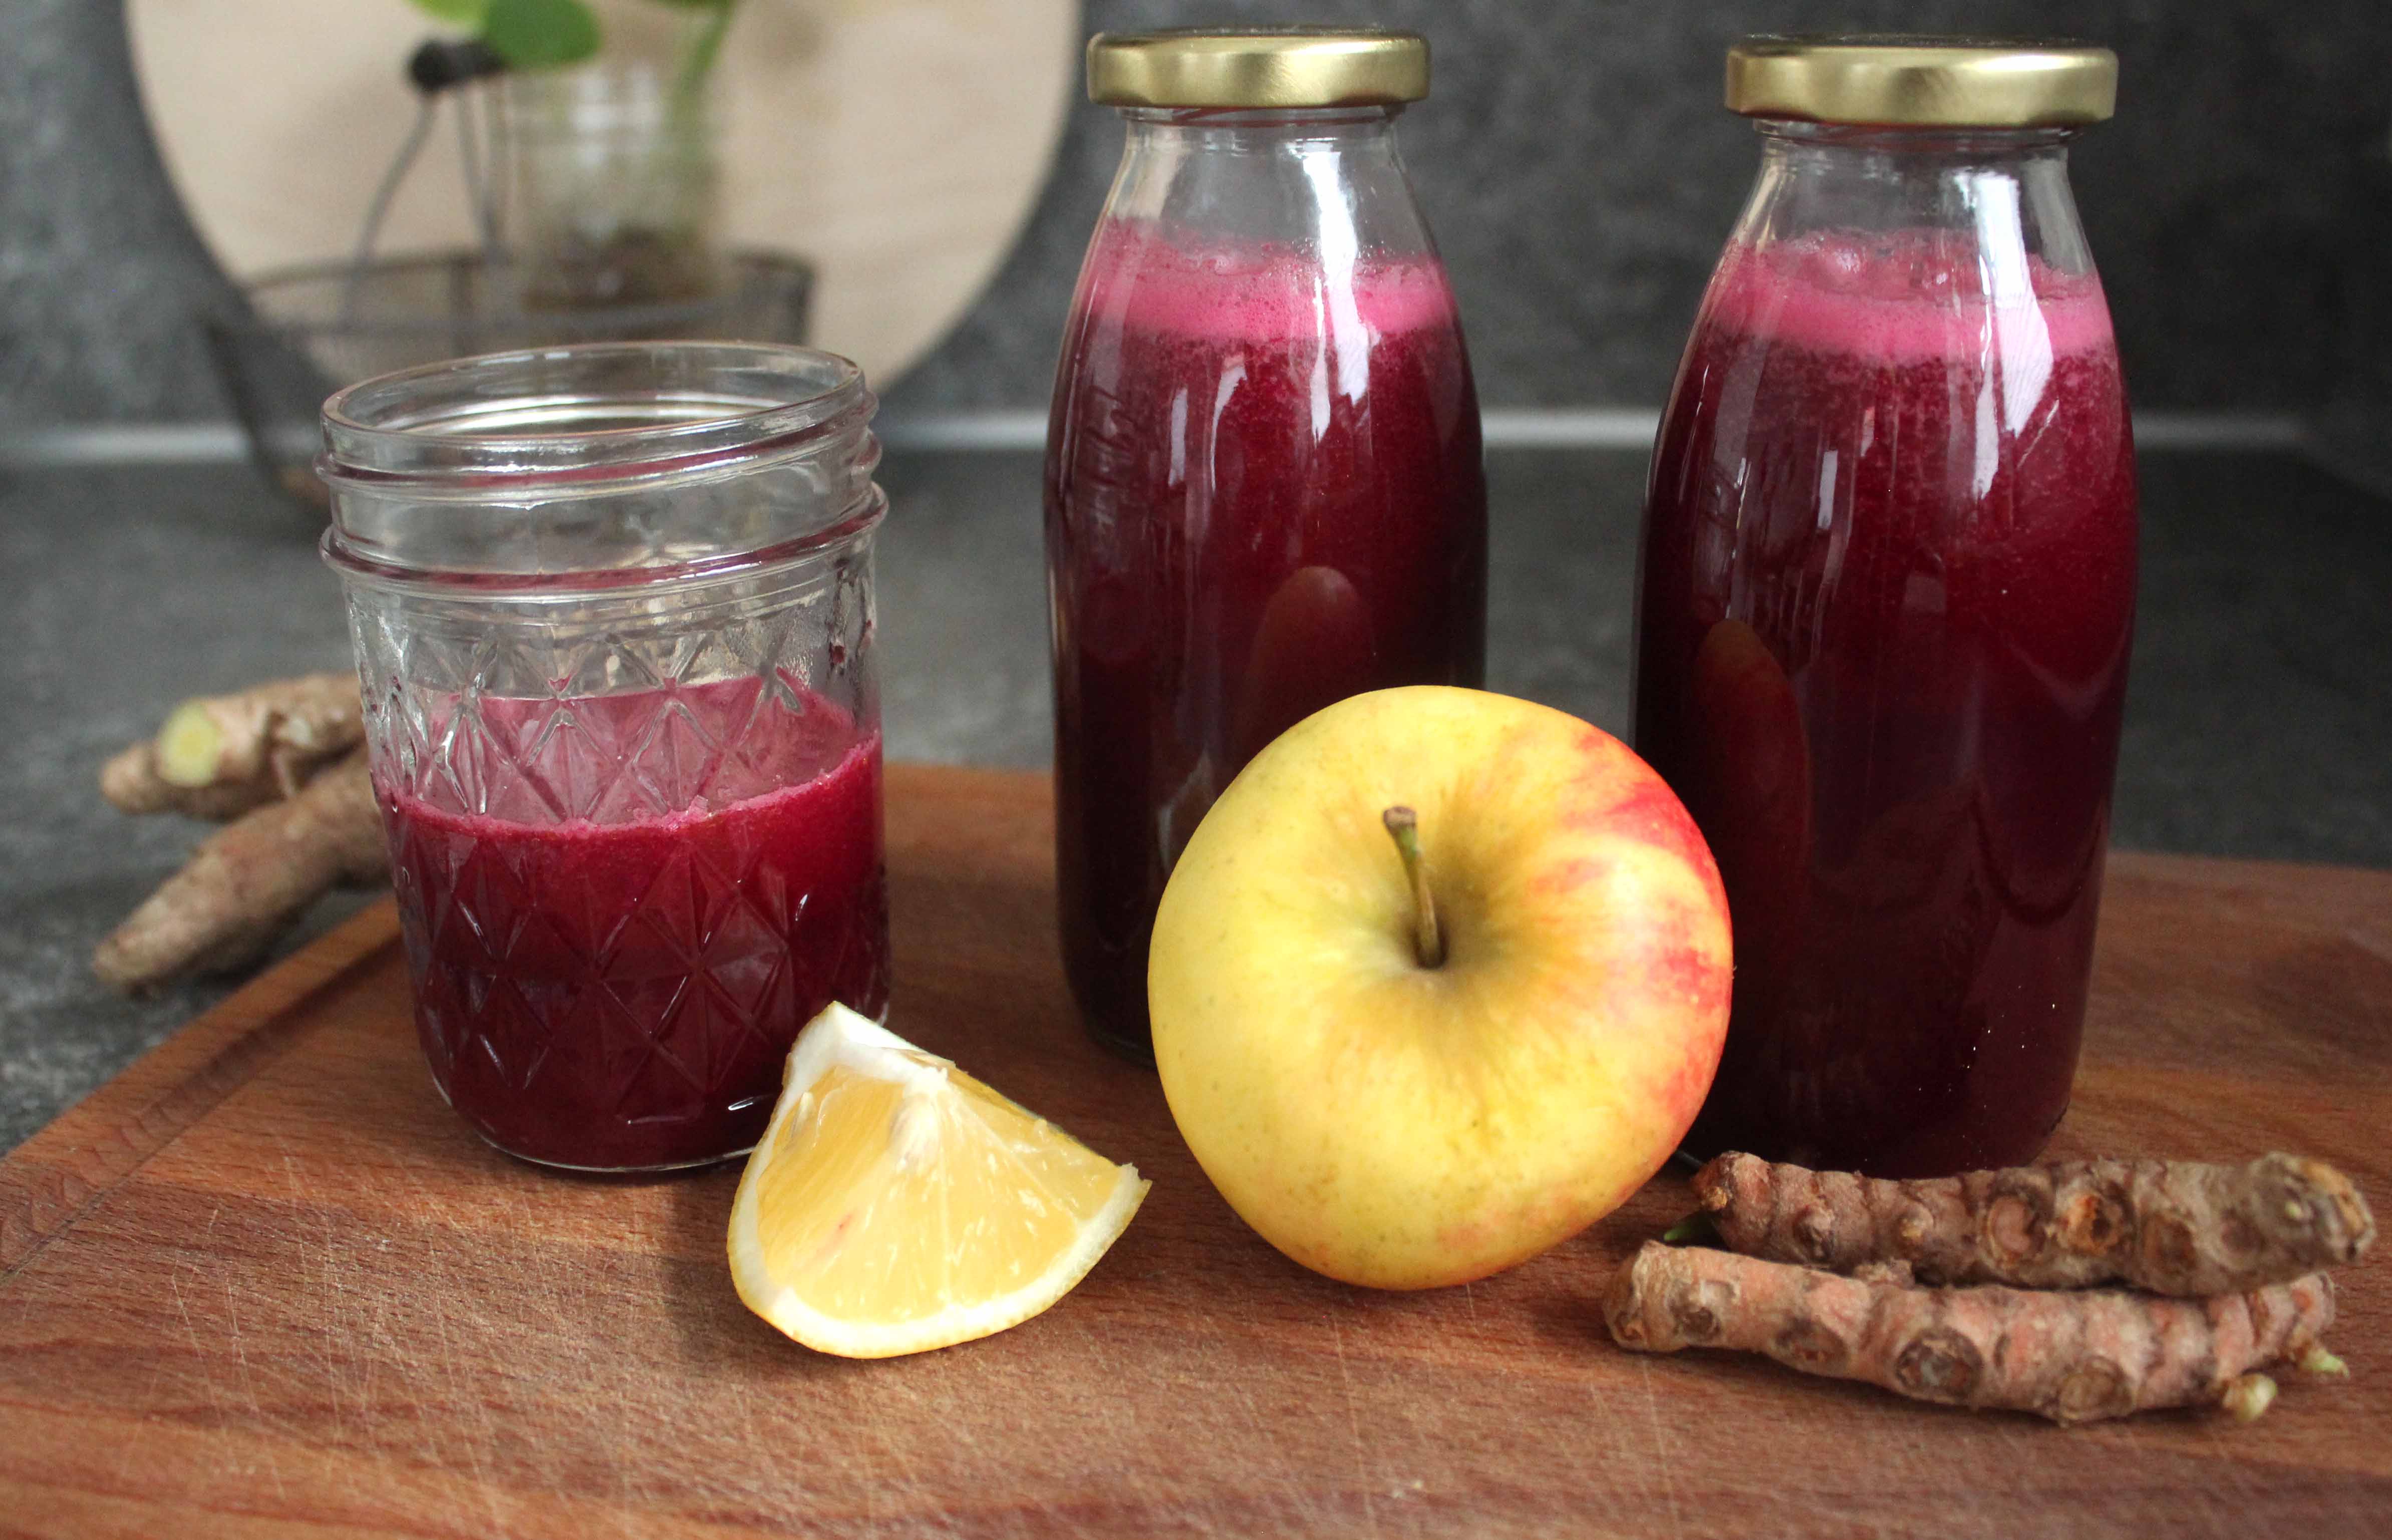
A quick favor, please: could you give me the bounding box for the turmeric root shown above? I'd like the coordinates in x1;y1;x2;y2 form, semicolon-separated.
1691;1150;2374;1297
147;673;363;798
93;748;388;993
1603;1241;2337;1425
2222;1373;2278;1422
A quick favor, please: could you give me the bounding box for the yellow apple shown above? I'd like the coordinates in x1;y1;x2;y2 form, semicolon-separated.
1147;686;1733;1290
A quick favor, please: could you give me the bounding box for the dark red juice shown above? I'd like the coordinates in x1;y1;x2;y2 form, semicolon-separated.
1635;234;2139;1175
379;679;888;1169
1046;225;1486;1055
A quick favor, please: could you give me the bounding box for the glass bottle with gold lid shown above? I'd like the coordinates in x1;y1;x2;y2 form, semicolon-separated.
1632;38;2139;1176
1045;29;1487;1061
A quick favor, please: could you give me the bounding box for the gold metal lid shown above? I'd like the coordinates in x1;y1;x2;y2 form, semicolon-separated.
1086;29;1429;109
1726;37;2117;128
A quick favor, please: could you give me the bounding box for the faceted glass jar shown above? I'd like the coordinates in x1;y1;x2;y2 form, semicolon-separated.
321;342;890;1172
1045;102;1488;1061
1634;121;2139;1177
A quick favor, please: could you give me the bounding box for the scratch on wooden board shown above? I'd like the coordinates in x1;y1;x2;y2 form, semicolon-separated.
2187;1398;2269;1517
2348;925;2392;972
222;1271;294;1509
1216;1335;1304;1499
1636;1358;1685;1540
165;1267;208;1398
411;1219;504;1533
322;1195;380;1451
167;1266;197;1349
1328;1310;1382;1537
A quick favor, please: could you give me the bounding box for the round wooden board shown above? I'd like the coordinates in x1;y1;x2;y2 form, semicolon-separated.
125;0;1078;388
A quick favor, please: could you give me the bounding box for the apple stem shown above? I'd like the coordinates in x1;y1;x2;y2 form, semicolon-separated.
1381;806;1446;969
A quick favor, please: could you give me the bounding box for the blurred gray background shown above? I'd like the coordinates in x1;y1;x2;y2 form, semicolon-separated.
4;0;2388;426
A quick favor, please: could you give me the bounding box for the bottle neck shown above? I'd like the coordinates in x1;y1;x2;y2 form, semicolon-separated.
1116;103;1404;140
1736;119;2096;279
1101;104;1434;261
1754;119;2077;158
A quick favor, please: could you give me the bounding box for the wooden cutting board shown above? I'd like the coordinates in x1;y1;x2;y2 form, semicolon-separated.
4;766;2387;1538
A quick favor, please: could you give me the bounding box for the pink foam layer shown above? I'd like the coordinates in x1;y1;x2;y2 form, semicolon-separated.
387;728;880;843
1702;233;2117;361
1080;220;1460;342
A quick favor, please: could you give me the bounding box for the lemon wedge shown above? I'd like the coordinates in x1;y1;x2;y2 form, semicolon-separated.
727;1003;1149;1358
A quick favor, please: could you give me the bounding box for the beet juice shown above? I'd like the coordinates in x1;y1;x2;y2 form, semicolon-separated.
1053;31;1486;1058
381;682;888;1170
1635;44;2137;1176
321;342;892;1171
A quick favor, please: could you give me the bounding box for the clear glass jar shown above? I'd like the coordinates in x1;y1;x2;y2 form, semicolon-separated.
1047;30;1487;1061
499;60;721;309
1634;40;2138;1176
320;342;889;1172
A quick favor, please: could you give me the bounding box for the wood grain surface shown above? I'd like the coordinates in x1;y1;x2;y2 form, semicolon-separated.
3;765;2387;1538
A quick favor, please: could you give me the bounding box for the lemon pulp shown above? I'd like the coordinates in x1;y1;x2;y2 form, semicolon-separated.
728;1004;1148;1357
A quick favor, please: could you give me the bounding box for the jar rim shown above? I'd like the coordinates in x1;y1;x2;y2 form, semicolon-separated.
318;341;883;588
318;487;886;599
319;341;872;500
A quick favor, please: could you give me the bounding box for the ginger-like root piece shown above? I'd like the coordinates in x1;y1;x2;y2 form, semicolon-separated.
93;749;388;993
150;673;363;797
100;742;284;821
1692;1150;2374;1297
101;673;364;818
95;674;380;992
1603;1241;2336;1425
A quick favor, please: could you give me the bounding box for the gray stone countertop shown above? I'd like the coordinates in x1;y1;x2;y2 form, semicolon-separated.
4;446;2387;1155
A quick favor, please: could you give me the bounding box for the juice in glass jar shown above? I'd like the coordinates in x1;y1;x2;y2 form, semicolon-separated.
322;341;891;1172
1050;31;1486;1059
1637;231;2138;1176
380;679;889;1170
1047;224;1486;1055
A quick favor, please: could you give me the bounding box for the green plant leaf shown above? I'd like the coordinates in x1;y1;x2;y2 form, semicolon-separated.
669;0;736;104
407;0;491;25
483;0;602;70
